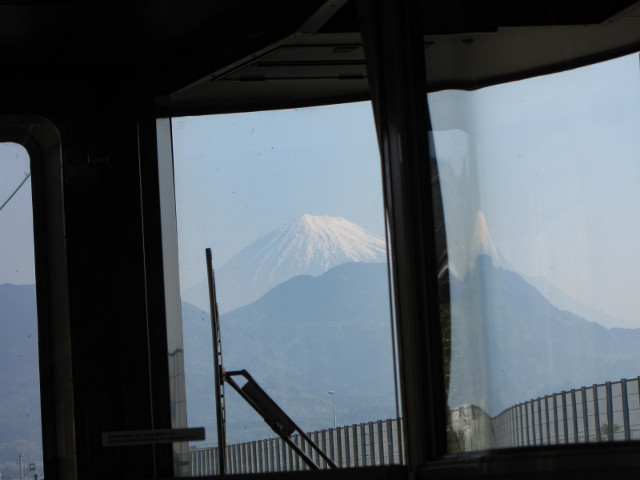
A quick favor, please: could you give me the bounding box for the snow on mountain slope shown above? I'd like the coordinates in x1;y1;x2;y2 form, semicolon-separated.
183;214;387;312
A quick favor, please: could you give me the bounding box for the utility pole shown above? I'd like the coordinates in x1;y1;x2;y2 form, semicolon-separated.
19;454;23;480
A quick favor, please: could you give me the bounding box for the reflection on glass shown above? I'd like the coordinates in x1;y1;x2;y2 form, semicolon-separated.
430;53;640;452
170;102;403;473
0;143;44;476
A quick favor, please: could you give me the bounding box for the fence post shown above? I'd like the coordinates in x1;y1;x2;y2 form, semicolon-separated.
593;385;601;442
387;419;394;463
516;404;521;446
551;394;558;445
294;436;301;470
345;426;351;467
532;400;538;446
537;398;544;444
353;425;359;467
376;420;384;464
525;402;531;446
622;379;631;441
606;382;614;441
329;428;335;466
581;387;589;443
369;422;376;465
397;418;404;465
321;430;328;468
571;389;579;442
561;392;569;443
362;423;369;466
511;408;517;447
544;396;551;445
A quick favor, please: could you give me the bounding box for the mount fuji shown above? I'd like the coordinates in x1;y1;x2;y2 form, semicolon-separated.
183;214;387;312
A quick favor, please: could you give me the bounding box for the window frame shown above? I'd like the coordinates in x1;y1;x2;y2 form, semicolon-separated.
0;116;77;480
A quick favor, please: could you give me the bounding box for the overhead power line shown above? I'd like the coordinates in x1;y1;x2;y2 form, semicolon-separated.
0;172;31;213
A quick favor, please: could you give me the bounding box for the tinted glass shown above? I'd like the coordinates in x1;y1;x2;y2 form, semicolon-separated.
429;53;640;451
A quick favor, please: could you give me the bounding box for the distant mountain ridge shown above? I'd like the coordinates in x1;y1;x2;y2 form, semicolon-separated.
448;255;640;416
182;262;396;444
183;214;387;312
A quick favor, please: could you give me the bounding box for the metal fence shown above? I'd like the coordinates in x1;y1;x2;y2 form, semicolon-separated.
189;418;404;475
493;377;640;448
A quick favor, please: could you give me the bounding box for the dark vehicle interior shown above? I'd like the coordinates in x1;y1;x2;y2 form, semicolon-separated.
3;0;640;478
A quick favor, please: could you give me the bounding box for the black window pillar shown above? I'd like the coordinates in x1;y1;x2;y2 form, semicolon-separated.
358;0;447;472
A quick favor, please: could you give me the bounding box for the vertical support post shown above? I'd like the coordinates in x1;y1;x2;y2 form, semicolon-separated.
561;392;569;444
358;0;448;471
537;398;544;444
269;438;275;472
571;389;579;443
524;402;531;447
353;425;359;467
387;419;394;463
582;387;589;443
345;426;351;468
396;417;404;465
511;408;516;447
329;429;335;466
321;430;328;468
369;421;376;465
622;379;631;441
361;423;368;466
606;382;614;441
545;396;551;445
257;440;263;473
378;420;385;464
206;248;227;474
517;407;522;447
531;401;537;446
553;394;559;445
294;437;300;470
593;385;601;442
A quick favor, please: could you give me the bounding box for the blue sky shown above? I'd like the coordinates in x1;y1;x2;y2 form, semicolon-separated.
2;53;640;328
0;142;34;285
429;52;640;326
171;101;386;291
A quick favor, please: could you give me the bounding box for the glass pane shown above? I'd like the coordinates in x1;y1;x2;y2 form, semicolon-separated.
429;52;640;452
0;143;44;477
170;101;403;474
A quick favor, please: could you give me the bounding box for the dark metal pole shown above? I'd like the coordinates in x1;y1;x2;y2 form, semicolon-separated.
593;385;601;442
206;248;227;474
553;394;559;445
606;382;614;441
622;379;631;440
581;387;589;443
571;389;579;443
562;392;569;443
545;396;551;445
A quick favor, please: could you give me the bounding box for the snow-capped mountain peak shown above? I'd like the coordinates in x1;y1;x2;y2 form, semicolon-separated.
261;214;387;272
183;214;387;312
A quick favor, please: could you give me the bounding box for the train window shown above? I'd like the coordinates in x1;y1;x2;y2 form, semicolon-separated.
428;52;640;452
167;101;403;474
0;143;44;477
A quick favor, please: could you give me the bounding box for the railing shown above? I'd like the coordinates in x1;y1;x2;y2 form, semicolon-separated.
190;418;404;475
492;377;640;448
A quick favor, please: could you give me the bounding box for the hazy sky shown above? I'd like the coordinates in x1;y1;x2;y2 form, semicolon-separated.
429;52;640;326
3;53;640;327
0;142;34;285
171;101;386;291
